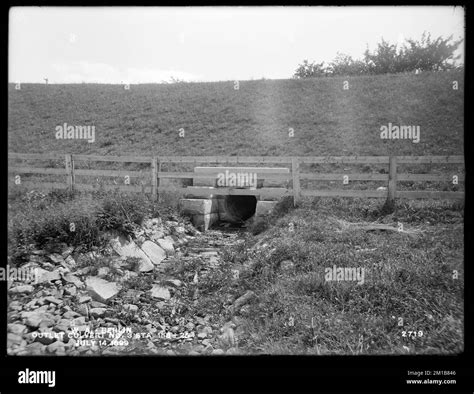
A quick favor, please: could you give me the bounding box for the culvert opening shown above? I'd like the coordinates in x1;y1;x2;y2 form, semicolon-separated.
224;195;257;222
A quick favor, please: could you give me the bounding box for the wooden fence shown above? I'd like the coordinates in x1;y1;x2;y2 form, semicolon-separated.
8;153;465;206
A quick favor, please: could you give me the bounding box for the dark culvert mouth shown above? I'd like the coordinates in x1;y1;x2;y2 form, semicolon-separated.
224;195;257;222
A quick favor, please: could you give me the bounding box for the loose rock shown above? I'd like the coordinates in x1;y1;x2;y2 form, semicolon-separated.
86;277;121;304
109;235;154;272
149;285;171;300
10;285;34;294
141;241;167;266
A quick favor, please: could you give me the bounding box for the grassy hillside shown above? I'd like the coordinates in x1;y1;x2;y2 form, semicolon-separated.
208;198;464;354
8;71;464;157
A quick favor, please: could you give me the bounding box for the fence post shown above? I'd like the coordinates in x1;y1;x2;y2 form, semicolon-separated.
292;157;301;207
387;155;397;205
151;156;157;202
65;154;75;193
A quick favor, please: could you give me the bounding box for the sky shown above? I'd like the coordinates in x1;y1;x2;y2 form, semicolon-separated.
9;6;465;84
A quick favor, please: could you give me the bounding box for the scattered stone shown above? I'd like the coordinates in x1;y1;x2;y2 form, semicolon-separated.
97;267;110;278
109;235;154;272
71;316;86;326
149;285;171;300
8;323;27;336
124;304;139;313
174;226;186;234
61;246;75;258
10;285;34;294
25;342;46;355
34;331;56;345
203;344;214;354
47;341;66;353
121;271;138;282
219;322;236;348
54;319;71;332
124;289;144;301
63;255;76;269
150;231;165;241
162;279;182;288
90;308;107;318
48;253;65;264
104;317;119;325
21;311;55;328
44;296;62;305
63;273;84;288
141;241;167;266
86;277;121;304
226;347;239;355
63;311;80;319
78;295;92;304
193;344;205;352
9;300;22;311
36;269;61;284
76;304;89;317
7;333;24;346
211;349;225;355
64;285;77;296
91;301;107;308
156;238;175;256
74;267;92;276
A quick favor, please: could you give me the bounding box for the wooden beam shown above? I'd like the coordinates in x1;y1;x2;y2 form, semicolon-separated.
396;191;465;199
300;173;388;181
151;156;157;202
397;156;464;164
159;156;293;164
194;166;290;174
74;169;149;177
387;156;397;205
8;152;65;160
301;190;387;198
65;154;75;193
74;184;152;193
292;157;301;206
158;172;291;180
299;156;390;164
8;166;66;175
158;186;290;198
73;154;153;163
397;174;464;182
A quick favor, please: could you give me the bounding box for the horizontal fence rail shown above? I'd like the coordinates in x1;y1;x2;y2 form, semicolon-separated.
8;153;465;205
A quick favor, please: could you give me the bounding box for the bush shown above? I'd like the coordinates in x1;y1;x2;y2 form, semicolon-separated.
95;193;153;236
294;32;463;78
8;189;174;255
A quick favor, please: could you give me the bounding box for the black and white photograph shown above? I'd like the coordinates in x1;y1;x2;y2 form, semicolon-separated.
6;4;465;373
